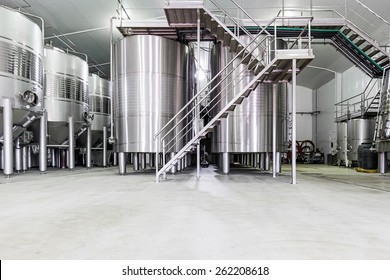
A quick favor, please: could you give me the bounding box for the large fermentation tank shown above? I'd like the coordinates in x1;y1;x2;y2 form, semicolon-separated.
347;118;375;163
0;6;43;175
0;6;43;138
210;37;288;170
113;35;189;154
78;74;111;147
41;46;89;145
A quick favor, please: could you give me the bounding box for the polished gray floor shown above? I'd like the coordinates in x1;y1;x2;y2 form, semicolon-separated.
1;164;390;259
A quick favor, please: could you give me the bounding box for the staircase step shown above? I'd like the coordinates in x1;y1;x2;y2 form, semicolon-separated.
216;25;224;41
368;49;380;57
234;96;245;105
375;55;388;63
206;126;215;133
254;65;264;75
380;59;390;67
210;19;218;34
241;52;251;64
362;44;373;52
248;58;259;70
227;104;236;111
204;13;211;29
342;28;352;36
348;33;358;41
222;32;232;46
230;38;238;52
220;112;229;118
355;39;365;47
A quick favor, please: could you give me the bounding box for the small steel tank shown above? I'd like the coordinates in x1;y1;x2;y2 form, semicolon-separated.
0;6;44;175
113;35;189;172
347;118;375;165
210;37;288;173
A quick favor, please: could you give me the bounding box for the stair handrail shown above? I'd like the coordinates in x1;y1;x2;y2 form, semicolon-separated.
277;7;388;54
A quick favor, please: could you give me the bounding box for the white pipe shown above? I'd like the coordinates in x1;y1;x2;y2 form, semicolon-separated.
272;84;277;178
103;126;107;167
68;116;75;171
86;126;92;168
292;59;297;184
3;98;13;177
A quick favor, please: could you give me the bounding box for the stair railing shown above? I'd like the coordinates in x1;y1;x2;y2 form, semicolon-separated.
154;13;313;180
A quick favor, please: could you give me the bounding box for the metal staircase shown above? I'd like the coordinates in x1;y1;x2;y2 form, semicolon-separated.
335;78;381;122
153;0;314;182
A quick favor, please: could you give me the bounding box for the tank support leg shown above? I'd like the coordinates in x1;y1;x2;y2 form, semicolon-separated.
86;126;91;168
68;116;75;171
102;126;107;167
15;137;22;173
118;152;126;175
39;111;47;173
3;98;13;178
379;152;387;175
222;152;230;174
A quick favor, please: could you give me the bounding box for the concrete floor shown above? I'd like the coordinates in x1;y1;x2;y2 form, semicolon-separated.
1;164;390;259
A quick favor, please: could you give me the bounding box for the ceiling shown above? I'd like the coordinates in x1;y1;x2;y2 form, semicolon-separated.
1;0;389;89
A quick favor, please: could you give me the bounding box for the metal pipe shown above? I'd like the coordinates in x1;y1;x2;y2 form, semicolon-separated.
265;152;270;171
102;126;107;167
379;152;387;175
133;153;139;171
170;152;177;174
109;17;115;143
15;137;22;173
51;149;56;167
197;141;200;178
141;153;147;170
3;98;13;177
39;111;47;173
68;116;75;171
272;84;277;178
86;126;92;168
222;152;230;174
292;58;297;184
27;146;32;169
22;146;28;172
118;152;126;175
113;152;118;166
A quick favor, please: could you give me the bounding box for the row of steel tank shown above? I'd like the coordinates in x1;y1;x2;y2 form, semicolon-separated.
112;35;288;174
0;6;111;176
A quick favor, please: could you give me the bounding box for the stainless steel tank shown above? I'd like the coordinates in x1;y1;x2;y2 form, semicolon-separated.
78;74;111;147
336;122;348;165
113;35;189;154
40;46;89;145
210;38;288;155
0;6;43;138
347;118;375;163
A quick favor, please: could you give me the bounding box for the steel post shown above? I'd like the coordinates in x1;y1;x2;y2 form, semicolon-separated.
3;98;13;177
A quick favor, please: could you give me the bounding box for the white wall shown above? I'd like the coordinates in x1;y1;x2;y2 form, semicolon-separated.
315;79;337;155
341;66;372;101
289;85;313;142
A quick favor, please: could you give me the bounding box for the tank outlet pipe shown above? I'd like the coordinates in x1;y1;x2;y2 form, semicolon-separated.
68;116;75;170
2;98;13;177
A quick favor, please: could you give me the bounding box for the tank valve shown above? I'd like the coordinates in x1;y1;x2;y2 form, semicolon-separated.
20;90;38;106
108;137;115;144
